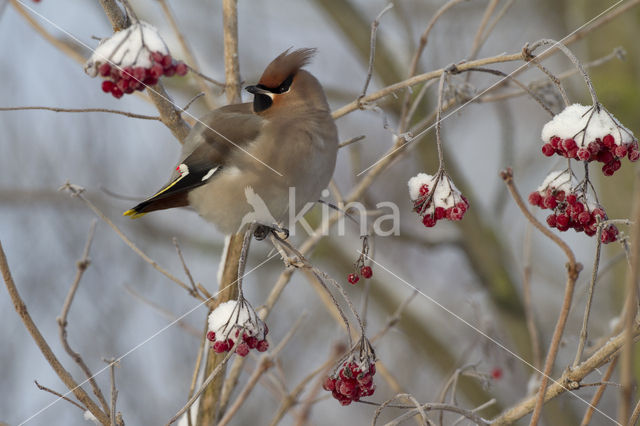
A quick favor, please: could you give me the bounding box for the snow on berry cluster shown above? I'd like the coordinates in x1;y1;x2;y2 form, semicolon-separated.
528;170;619;243
408;172;469;228
84;22;187;99
323;340;376;406
540;104;638;176
206;299;269;357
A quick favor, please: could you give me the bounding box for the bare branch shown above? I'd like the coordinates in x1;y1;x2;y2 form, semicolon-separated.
0;242;110;425
0;106;161;120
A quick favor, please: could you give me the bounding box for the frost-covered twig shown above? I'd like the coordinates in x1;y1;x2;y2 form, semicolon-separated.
580;356;618;425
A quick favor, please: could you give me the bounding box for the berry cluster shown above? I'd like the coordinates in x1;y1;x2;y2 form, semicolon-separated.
84;22;188;99
347;266;372;285
541;104;638;176
323;361;376;406
528;170;618;244
99;52;187;98
347;237;373;285
207;299;269;357
206;327;269;357
408;172;469;228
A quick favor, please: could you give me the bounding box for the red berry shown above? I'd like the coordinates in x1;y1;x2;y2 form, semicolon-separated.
449;206;464;221
422;214;436;227
213;340;228;353
556;214;569;228
360;266;372;279
110;86;123;99
543;196;557;209
562;138;577;151
602;163;615;176
164;65;176;77
603;134;615;148
323;377;336;391
101;80;115;93
549;136;561;149
614;145;628;158
235;342;250;357
98;62;111;77
629;148;640;162
133;66;147;82
528;192;542;206
598;150;613;164
175;62;188;76
491;367;503;380
256;339;269;352
419;184;429;196
541;144;555;157
161;54;173;69
121;66;134;80
577;148;591;161
245;336;258;349
434;206;446;219
546;214;557;227
150;51;164;63
206;331;216;341
566;194;577;205
588;141;602;155
150;64;164;79
578;211;591;225
347;273;360;285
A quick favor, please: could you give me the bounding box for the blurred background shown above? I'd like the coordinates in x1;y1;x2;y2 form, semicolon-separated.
1;0;639;424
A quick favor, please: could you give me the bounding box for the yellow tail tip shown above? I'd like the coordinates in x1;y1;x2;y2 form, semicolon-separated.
123;209;146;219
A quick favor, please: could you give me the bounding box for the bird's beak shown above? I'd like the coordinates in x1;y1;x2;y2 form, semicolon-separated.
245;85;271;96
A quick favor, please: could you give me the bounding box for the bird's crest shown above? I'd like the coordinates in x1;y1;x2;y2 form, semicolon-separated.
258;48;316;89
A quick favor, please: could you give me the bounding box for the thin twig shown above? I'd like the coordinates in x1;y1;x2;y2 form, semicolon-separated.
0;106;161;120
580;356;618;425
500;168;581;426
34;380;86;412
467;0;500;63
372;393;428;426
573;223;604;367
9;0;86;64
522;224;542;370
157;0;217;107
358;3;394;102
222;0;241;104
186;316;209;426
339;135;366;149
619;172;640;423
0;241;110;425
56;220;111;415
103;358;119;426
218;314;307;426
173;238;199;298
59;183;200;298
166;350;234;425
382;401;489;426
492;324;640;424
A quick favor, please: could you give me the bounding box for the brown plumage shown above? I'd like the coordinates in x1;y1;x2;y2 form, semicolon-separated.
258;48;316;89
124;48;338;235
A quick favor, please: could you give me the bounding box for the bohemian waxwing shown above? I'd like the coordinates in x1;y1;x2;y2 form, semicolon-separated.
123;48;338;235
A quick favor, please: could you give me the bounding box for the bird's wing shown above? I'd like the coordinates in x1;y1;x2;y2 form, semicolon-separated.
124;103;263;218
